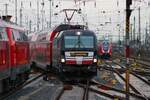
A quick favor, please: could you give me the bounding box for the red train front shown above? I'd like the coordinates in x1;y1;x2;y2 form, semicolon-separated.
98;39;112;59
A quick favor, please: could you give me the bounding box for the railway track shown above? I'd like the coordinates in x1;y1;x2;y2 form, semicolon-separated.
98;60;150;100
112;55;150;78
113;61;150;86
55;81;90;100
113;61;150;98
55;80;124;100
114;55;150;70
82;81;90;100
91;79;149;100
78;81;125;100
0;73;44;100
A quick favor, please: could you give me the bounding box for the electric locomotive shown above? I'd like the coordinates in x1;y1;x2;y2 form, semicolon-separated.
30;24;97;80
52;29;97;79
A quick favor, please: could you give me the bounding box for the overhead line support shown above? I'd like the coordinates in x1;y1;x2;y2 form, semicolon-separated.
125;0;132;100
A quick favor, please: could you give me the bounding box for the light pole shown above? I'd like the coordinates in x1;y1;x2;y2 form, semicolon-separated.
4;3;8;16
41;1;44;30
37;1;39;31
49;0;52;28
19;9;22;26
15;0;17;24
138;7;141;49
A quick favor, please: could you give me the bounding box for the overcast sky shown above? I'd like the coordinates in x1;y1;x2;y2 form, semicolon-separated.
0;0;149;41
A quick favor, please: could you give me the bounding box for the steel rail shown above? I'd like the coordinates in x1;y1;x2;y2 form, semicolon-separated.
78;83;125;100
0;73;44;100
91;79;148;100
105;62;143;95
105;61;149;100
114;62;150;86
55;87;65;100
82;81;89;100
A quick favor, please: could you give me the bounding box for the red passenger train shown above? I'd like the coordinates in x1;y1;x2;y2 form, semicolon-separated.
98;39;112;59
30;24;98;81
0;16;30;93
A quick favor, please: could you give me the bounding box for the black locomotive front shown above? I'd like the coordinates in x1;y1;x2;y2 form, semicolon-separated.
52;30;97;79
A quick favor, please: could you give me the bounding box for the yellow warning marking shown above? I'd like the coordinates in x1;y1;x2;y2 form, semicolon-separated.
114;98;119;100
97;59;104;65
130;59;145;72
111;79;117;85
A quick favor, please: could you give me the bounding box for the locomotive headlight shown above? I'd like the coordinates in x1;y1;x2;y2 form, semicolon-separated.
77;32;81;35
61;58;65;63
93;58;97;63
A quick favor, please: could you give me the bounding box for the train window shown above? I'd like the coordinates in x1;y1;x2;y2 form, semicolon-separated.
64;35;94;49
19;31;28;41
64;36;78;48
12;30;22;41
0;27;8;40
12;30;27;41
103;41;109;51
80;36;94;48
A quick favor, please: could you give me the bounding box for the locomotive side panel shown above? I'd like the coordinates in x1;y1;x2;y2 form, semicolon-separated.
15;41;30;73
0;41;10;80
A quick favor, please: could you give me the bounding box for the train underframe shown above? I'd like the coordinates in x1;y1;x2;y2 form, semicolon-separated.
56;64;97;83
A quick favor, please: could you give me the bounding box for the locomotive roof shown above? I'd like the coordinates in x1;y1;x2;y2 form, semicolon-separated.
30;24;88;41
52;24;87;33
61;29;95;35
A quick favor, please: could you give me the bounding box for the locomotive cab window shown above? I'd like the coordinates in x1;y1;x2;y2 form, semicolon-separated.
64;31;95;49
80;36;94;48
64;36;78;48
0;27;8;40
64;36;94;49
